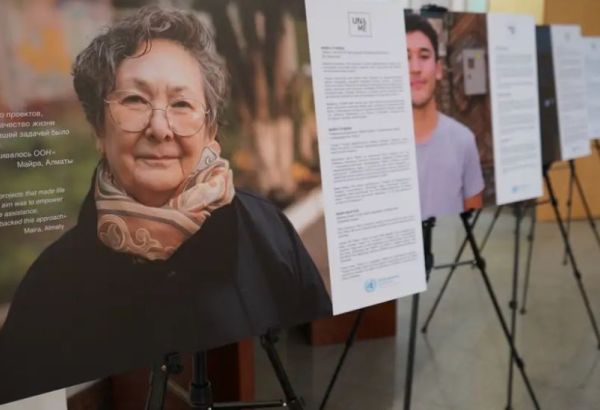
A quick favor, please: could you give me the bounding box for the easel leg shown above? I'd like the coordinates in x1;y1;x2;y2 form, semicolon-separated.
403;294;421;410
261;331;304;410
319;309;365;410
189;352;211;410
520;204;537;315
480;205;503;252
145;354;183;410
403;218;435;410
421;210;482;333
420;237;468;333
562;161;575;265
506;203;525;410
460;211;541;410
544;168;600;348
571;161;600;249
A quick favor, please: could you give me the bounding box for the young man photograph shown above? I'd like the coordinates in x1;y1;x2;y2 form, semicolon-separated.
405;13;485;219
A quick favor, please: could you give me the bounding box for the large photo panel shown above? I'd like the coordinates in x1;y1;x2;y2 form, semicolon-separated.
0;0;425;403
408;10;493;218
407;10;542;218
0;0;335;403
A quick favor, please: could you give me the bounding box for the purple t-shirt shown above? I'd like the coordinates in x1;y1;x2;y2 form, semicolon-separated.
416;113;485;219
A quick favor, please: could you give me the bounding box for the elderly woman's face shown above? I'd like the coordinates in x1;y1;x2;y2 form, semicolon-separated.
100;39;212;206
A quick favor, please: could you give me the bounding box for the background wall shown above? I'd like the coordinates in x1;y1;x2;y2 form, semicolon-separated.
489;0;544;23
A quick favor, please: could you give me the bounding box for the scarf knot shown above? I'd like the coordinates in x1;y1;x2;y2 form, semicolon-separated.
95;142;234;261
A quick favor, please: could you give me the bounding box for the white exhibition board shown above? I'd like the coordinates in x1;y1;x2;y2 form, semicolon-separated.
306;0;426;314
551;25;591;160
488;13;543;205
584;36;600;139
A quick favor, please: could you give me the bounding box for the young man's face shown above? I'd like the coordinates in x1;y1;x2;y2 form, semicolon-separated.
407;30;442;109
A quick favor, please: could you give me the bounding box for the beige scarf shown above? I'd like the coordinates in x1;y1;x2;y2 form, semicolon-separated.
95;141;235;261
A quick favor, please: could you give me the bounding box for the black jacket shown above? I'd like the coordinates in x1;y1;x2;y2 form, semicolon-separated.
0;188;332;404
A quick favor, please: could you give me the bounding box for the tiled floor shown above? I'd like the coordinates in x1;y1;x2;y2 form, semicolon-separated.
254;208;600;409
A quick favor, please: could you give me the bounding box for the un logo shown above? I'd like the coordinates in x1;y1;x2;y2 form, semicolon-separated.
364;279;377;293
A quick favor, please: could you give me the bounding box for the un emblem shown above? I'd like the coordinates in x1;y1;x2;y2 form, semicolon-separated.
364;279;377;293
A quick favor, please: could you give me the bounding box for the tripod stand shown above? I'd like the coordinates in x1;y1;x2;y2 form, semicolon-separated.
402;218;435;410
320;214;541;409
145;329;304;410
319;219;434;410
459;209;541;409
409;212;540;409
561;159;600;265
421;205;504;333
505;201;538;410
518;164;600;349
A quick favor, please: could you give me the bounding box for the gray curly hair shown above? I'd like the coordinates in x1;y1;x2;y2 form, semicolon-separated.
72;6;228;136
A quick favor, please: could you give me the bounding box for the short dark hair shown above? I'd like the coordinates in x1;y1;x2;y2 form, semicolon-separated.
72;6;228;136
404;13;439;60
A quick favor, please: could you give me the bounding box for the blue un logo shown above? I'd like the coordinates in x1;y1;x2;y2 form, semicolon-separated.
364;279;377;293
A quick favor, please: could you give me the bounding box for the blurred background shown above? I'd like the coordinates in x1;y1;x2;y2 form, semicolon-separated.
0;0;111;305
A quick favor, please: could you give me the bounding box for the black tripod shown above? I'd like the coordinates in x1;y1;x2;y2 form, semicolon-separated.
519;202;539;315
421;205;504;333
319;219;435;410
320;214;541;409
518;164;600;349
505;201;538;410
459;209;541;409
145;329;304;410
561;159;600;266
402;218;435;410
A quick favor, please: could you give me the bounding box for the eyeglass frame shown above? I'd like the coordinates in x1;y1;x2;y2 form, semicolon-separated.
103;92;212;137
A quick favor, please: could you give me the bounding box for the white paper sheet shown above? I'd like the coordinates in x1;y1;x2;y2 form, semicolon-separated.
551;25;591;160
584;37;600;140
488;13;543;204
306;0;426;314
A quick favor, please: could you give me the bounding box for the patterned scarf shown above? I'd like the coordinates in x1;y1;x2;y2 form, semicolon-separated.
95;141;235;261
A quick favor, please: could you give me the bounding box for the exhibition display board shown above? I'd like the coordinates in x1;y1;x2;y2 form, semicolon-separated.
536;25;591;163
0;0;425;404
487;14;543;206
409;10;543;218
584;36;600;140
306;0;426;315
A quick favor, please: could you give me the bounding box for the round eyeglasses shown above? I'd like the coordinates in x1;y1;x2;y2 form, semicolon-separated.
104;91;210;137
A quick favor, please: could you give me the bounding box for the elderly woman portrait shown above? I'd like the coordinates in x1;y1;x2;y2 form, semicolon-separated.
0;6;331;404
